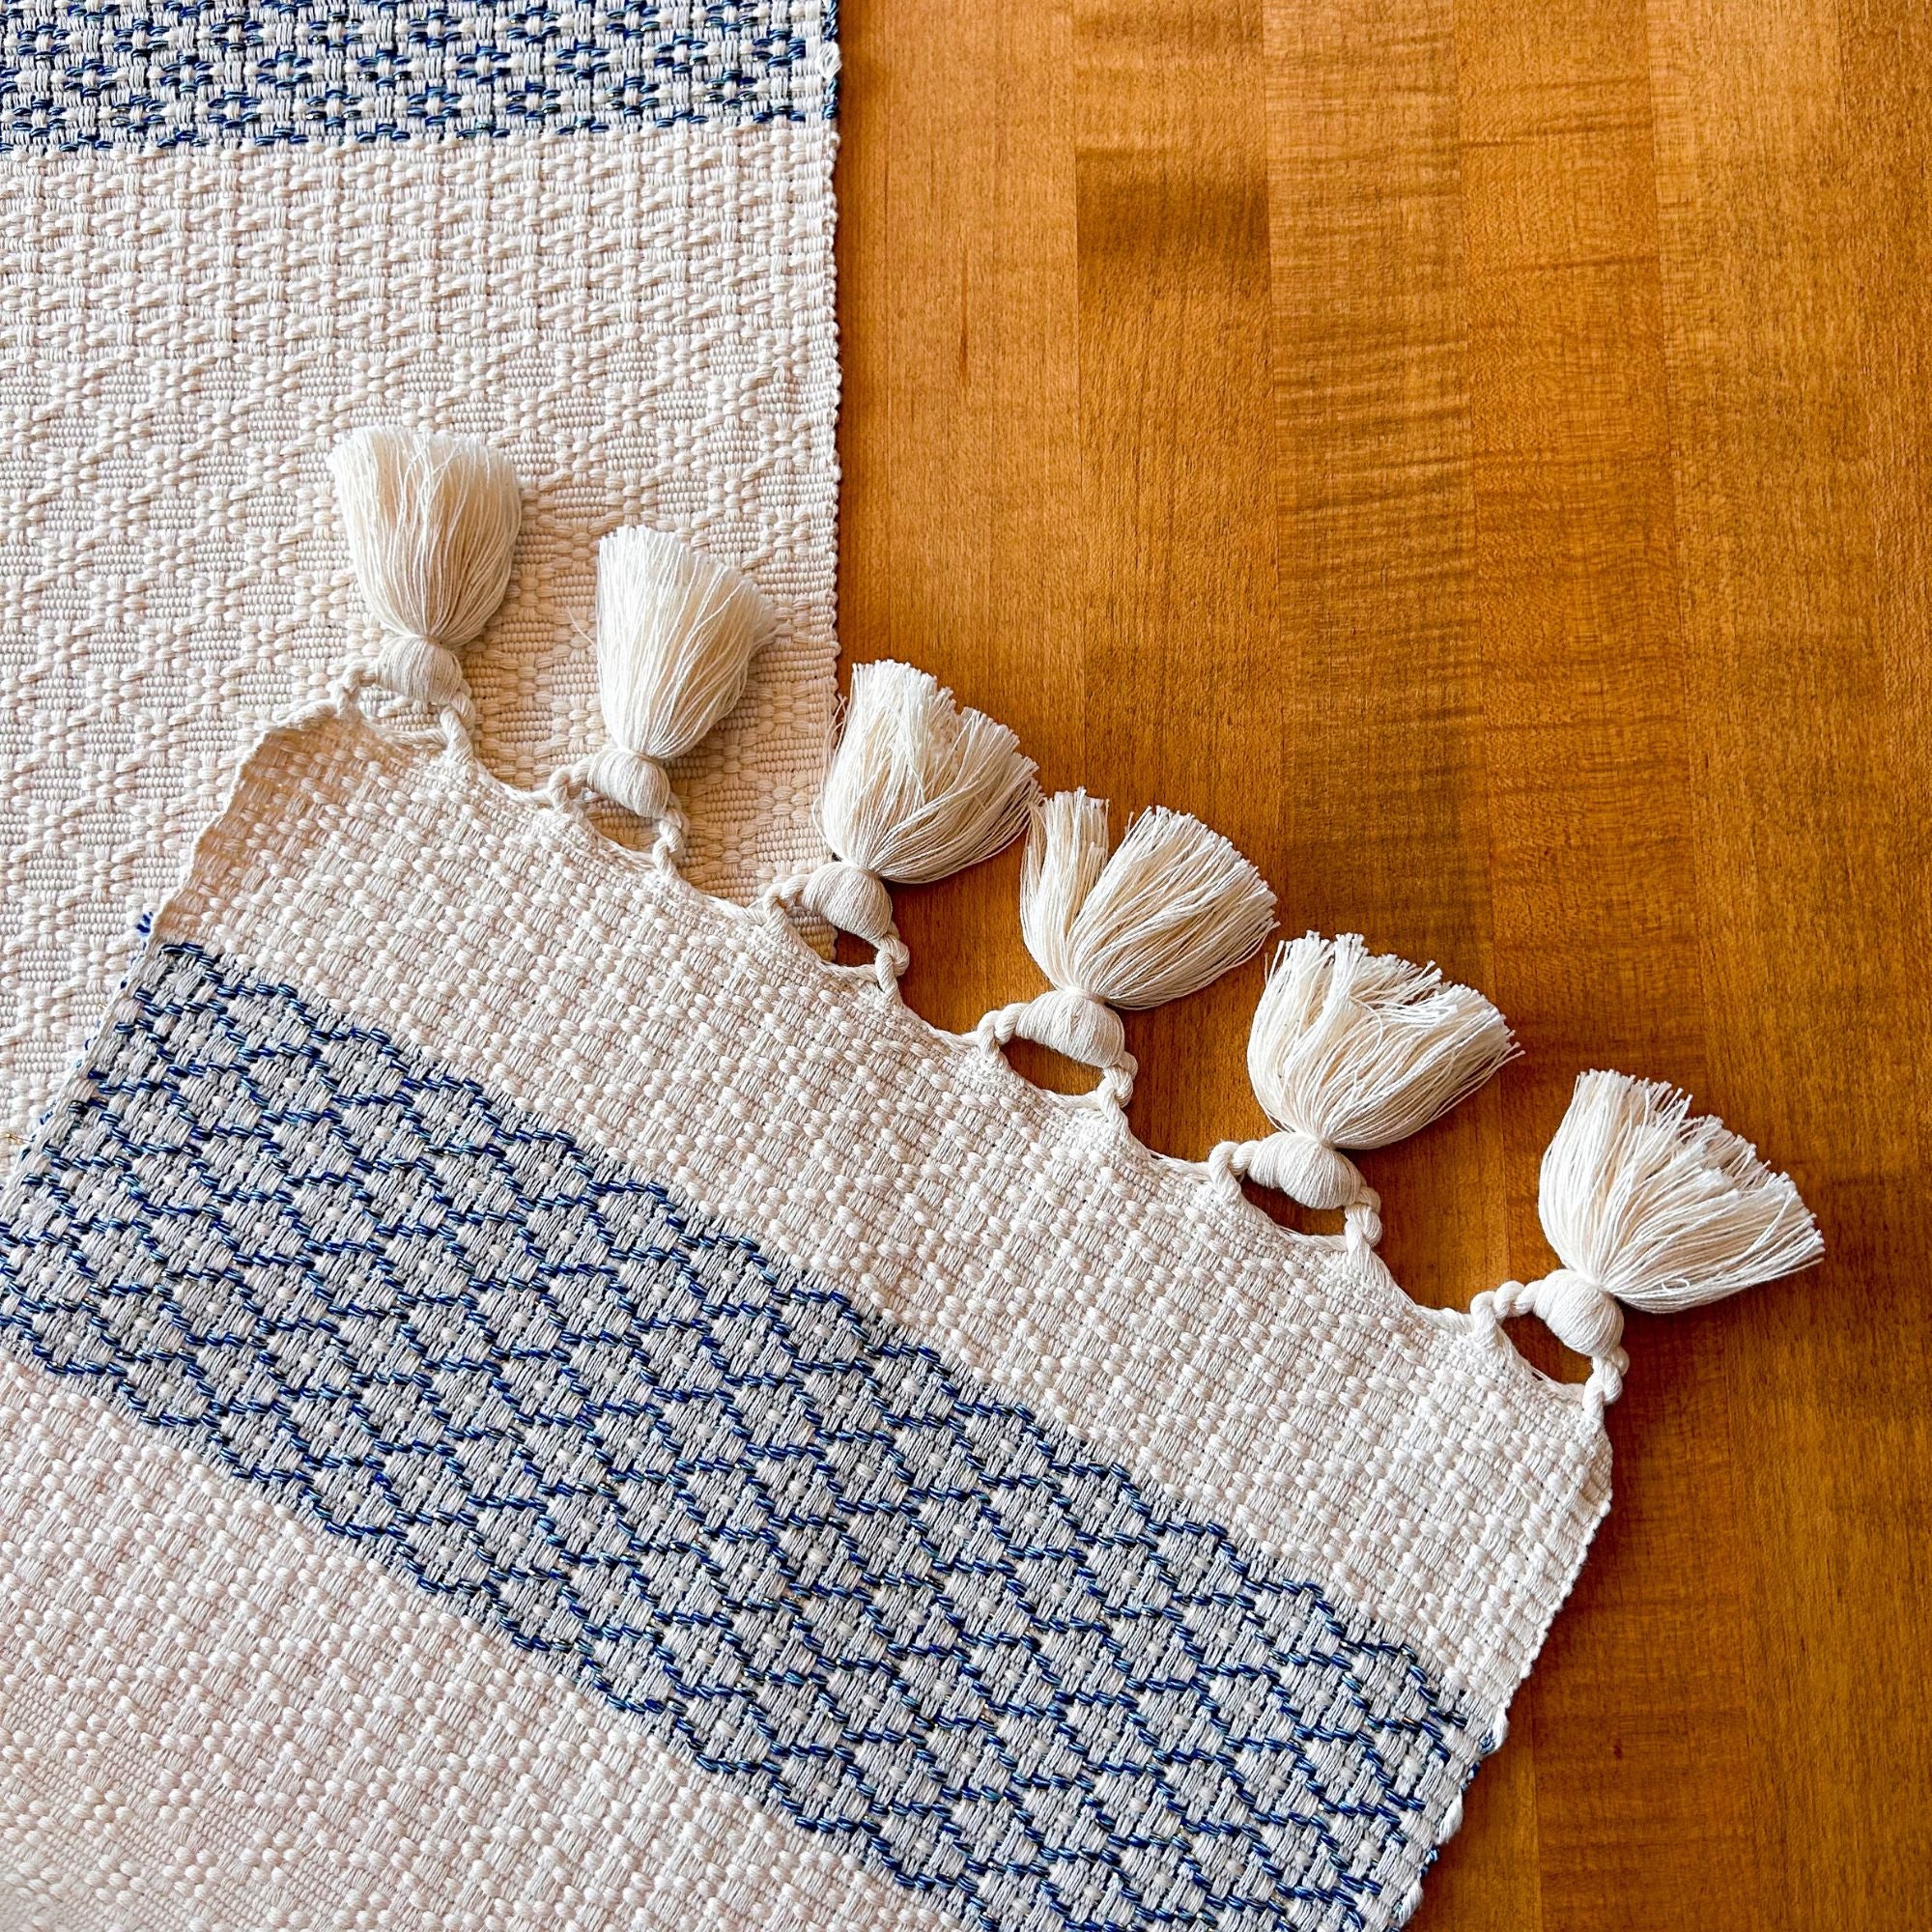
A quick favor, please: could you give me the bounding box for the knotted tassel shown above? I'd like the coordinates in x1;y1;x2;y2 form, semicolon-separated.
1221;934;1516;1245
786;661;1038;975
327;426;522;717
980;790;1275;1103
1478;1071;1824;1404
587;526;776;853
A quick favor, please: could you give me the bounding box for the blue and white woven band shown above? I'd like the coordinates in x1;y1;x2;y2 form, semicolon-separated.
0;700;1612;1929
1;0;838;151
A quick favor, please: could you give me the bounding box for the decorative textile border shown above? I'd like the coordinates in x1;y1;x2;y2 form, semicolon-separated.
0;938;1475;1931
151;707;1612;1721
0;0;838;150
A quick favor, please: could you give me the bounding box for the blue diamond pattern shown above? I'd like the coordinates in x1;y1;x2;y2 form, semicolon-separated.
0;941;1470;1931
0;0;836;152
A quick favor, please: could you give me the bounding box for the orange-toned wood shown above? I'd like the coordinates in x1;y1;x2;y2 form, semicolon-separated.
835;0;1932;1923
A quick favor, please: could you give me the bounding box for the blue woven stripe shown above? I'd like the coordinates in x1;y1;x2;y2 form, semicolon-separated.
1;0;836;151
0;941;1468;1931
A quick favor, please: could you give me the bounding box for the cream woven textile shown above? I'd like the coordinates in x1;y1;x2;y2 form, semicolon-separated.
0;484;1823;1929
0;68;1824;1913
0;14;840;1154
0;692;1598;1932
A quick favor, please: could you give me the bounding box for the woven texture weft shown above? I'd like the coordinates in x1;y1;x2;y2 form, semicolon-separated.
0;16;840;1153
0;704;1616;1930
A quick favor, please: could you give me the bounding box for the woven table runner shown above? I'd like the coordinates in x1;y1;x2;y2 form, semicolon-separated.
0;1;842;1154
0;431;1824;1923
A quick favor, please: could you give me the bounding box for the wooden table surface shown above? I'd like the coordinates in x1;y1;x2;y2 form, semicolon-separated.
832;2;1929;1925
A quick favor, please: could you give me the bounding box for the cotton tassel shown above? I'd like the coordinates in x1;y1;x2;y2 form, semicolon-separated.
791;661;1038;966
980;790;1275;1102
587;526;776;848
1226;934;1516;1239
327;426;522;716
1482;1071;1824;1403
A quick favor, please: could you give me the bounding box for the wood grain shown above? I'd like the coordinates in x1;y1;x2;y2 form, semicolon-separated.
835;0;1931;1924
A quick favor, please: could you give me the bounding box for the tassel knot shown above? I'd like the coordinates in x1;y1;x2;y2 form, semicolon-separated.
1475;1071;1823;1405
782;662;1037;977
370;635;470;713
797;860;896;949
982;791;1272;1104
1498;1269;1626;1361
585;745;675;826
327;425;523;722
590;526;776;854
1217;933;1513;1244
1236;1130;1368;1214
978;989;1137;1107
1008;988;1128;1072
